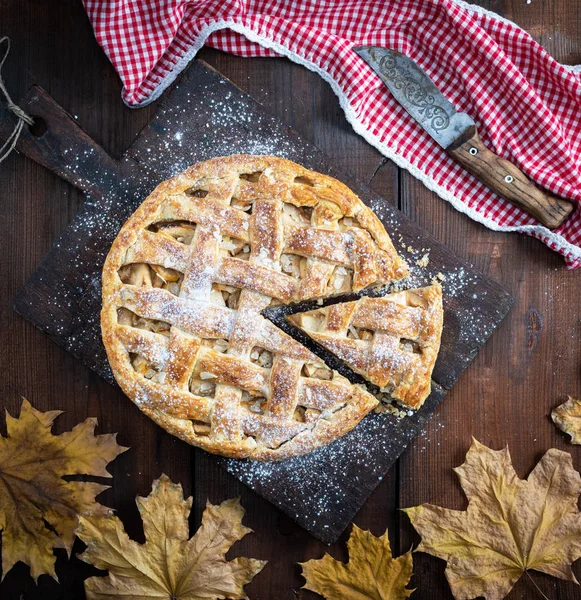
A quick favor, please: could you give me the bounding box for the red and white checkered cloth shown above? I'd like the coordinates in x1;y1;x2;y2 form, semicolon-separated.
82;0;581;266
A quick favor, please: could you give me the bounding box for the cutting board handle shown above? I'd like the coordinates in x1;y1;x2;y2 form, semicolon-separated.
0;86;119;195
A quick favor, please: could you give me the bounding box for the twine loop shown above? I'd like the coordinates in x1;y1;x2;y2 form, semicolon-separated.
0;36;34;164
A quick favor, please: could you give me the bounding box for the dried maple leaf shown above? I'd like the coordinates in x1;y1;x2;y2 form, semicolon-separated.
552;396;581;444
299;524;414;599
77;474;266;599
405;438;581;600
0;398;127;582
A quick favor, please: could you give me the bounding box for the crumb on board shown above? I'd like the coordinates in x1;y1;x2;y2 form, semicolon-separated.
374;393;416;419
416;252;430;267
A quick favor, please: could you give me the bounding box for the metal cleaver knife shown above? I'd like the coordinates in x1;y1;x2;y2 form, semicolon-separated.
354;46;574;229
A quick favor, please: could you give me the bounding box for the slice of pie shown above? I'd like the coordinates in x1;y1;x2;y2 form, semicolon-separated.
288;285;443;409
101;155;410;461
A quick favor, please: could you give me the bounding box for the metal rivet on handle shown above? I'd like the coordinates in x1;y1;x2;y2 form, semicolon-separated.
469;147;478;155
504;175;514;183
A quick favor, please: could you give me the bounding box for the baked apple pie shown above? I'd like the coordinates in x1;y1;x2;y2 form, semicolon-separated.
101;155;439;461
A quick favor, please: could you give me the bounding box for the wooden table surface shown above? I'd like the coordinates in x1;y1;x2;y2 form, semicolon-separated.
1;1;580;599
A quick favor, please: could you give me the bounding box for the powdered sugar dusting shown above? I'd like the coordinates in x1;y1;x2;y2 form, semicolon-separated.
18;62;511;543
222;388;443;538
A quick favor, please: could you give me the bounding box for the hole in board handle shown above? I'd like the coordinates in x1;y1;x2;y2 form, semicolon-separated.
28;116;47;138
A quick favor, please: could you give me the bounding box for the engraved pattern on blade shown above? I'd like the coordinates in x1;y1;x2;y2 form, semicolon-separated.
355;47;474;148
377;52;450;132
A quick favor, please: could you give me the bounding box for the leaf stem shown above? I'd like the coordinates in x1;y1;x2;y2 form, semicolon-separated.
525;570;550;600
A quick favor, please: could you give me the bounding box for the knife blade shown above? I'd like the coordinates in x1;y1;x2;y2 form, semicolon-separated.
354;45;574;229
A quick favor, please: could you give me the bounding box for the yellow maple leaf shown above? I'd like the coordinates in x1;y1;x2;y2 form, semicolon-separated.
77;474;266;599
552;396;581;444
299;524;414;599
405;438;581;600
0;398;127;582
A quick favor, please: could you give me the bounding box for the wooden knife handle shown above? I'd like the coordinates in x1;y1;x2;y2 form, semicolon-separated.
447;129;574;229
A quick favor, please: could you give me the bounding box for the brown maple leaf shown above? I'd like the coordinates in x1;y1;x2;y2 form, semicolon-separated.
299;524;414;599
405;438;581;600
552;396;581;444
77;474;266;599
0;398;127;581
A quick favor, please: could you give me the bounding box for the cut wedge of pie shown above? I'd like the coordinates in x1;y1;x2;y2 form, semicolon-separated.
101;155;413;461
288;285;443;409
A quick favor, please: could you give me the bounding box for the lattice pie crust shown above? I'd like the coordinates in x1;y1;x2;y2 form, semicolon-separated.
101;155;412;460
288;285;443;409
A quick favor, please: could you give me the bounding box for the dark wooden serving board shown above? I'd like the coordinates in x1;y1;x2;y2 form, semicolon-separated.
0;59;512;544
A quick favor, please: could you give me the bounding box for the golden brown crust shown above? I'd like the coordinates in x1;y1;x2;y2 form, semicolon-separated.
102;155;407;460
289;285;443;409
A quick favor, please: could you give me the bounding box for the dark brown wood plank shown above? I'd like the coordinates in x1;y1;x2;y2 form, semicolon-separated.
397;2;581;599
0;2;184;599
0;0;579;599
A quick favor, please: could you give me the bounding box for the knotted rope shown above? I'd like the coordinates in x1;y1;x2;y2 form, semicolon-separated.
0;36;34;165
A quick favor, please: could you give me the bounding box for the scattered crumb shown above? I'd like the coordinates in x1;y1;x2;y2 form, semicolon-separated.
374;392;417;419
416;252;430;267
